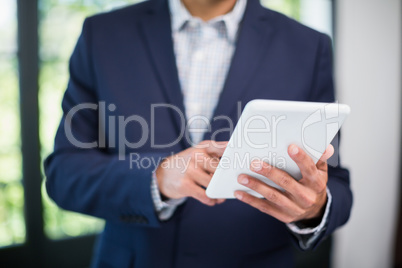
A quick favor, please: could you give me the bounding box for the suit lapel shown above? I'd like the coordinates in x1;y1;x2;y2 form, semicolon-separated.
139;0;275;145
209;1;275;132
139;1;191;148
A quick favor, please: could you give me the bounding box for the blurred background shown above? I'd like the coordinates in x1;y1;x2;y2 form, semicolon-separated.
0;0;400;267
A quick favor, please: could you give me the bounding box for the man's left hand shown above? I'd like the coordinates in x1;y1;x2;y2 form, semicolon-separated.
234;144;334;224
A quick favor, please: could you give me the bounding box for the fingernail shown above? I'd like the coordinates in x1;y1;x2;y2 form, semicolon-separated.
290;145;299;156
251;160;263;172
234;192;243;200
238;176;249;185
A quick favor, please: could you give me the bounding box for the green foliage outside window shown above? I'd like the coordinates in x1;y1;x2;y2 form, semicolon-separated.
0;0;25;247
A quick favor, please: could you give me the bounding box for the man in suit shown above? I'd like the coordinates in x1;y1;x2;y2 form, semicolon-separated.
44;0;353;267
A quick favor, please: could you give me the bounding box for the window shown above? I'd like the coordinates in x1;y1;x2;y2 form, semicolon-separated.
262;0;333;37
0;0;24;247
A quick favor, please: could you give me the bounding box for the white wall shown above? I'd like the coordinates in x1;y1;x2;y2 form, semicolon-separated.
333;0;401;267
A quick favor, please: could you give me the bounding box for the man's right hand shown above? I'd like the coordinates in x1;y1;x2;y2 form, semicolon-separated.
155;140;227;206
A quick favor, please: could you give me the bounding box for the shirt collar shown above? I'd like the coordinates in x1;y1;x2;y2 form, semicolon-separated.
168;0;247;43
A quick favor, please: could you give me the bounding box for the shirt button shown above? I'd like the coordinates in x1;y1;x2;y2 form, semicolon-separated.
188;20;198;28
193;50;204;61
191;103;202;114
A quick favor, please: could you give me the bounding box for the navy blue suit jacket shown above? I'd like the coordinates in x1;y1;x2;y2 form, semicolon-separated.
44;0;352;267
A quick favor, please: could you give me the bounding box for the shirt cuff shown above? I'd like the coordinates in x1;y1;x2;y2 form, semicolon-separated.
286;187;332;250
150;172;186;221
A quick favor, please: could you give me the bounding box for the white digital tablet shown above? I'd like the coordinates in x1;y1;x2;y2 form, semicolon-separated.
206;99;350;199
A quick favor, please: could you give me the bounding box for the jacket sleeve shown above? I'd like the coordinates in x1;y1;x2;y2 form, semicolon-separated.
44;18;165;228
305;33;353;248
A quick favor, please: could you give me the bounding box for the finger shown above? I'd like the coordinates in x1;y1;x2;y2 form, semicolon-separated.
234;191;298;224
288;145;327;193
203;156;220;173
237;174;300;211
192;153;219;174
185;181;216;206
321;144;335;161
288;144;318;181
249;160;300;195
216;198;226;204
191;168;213;188
204;141;228;157
316;144;334;172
